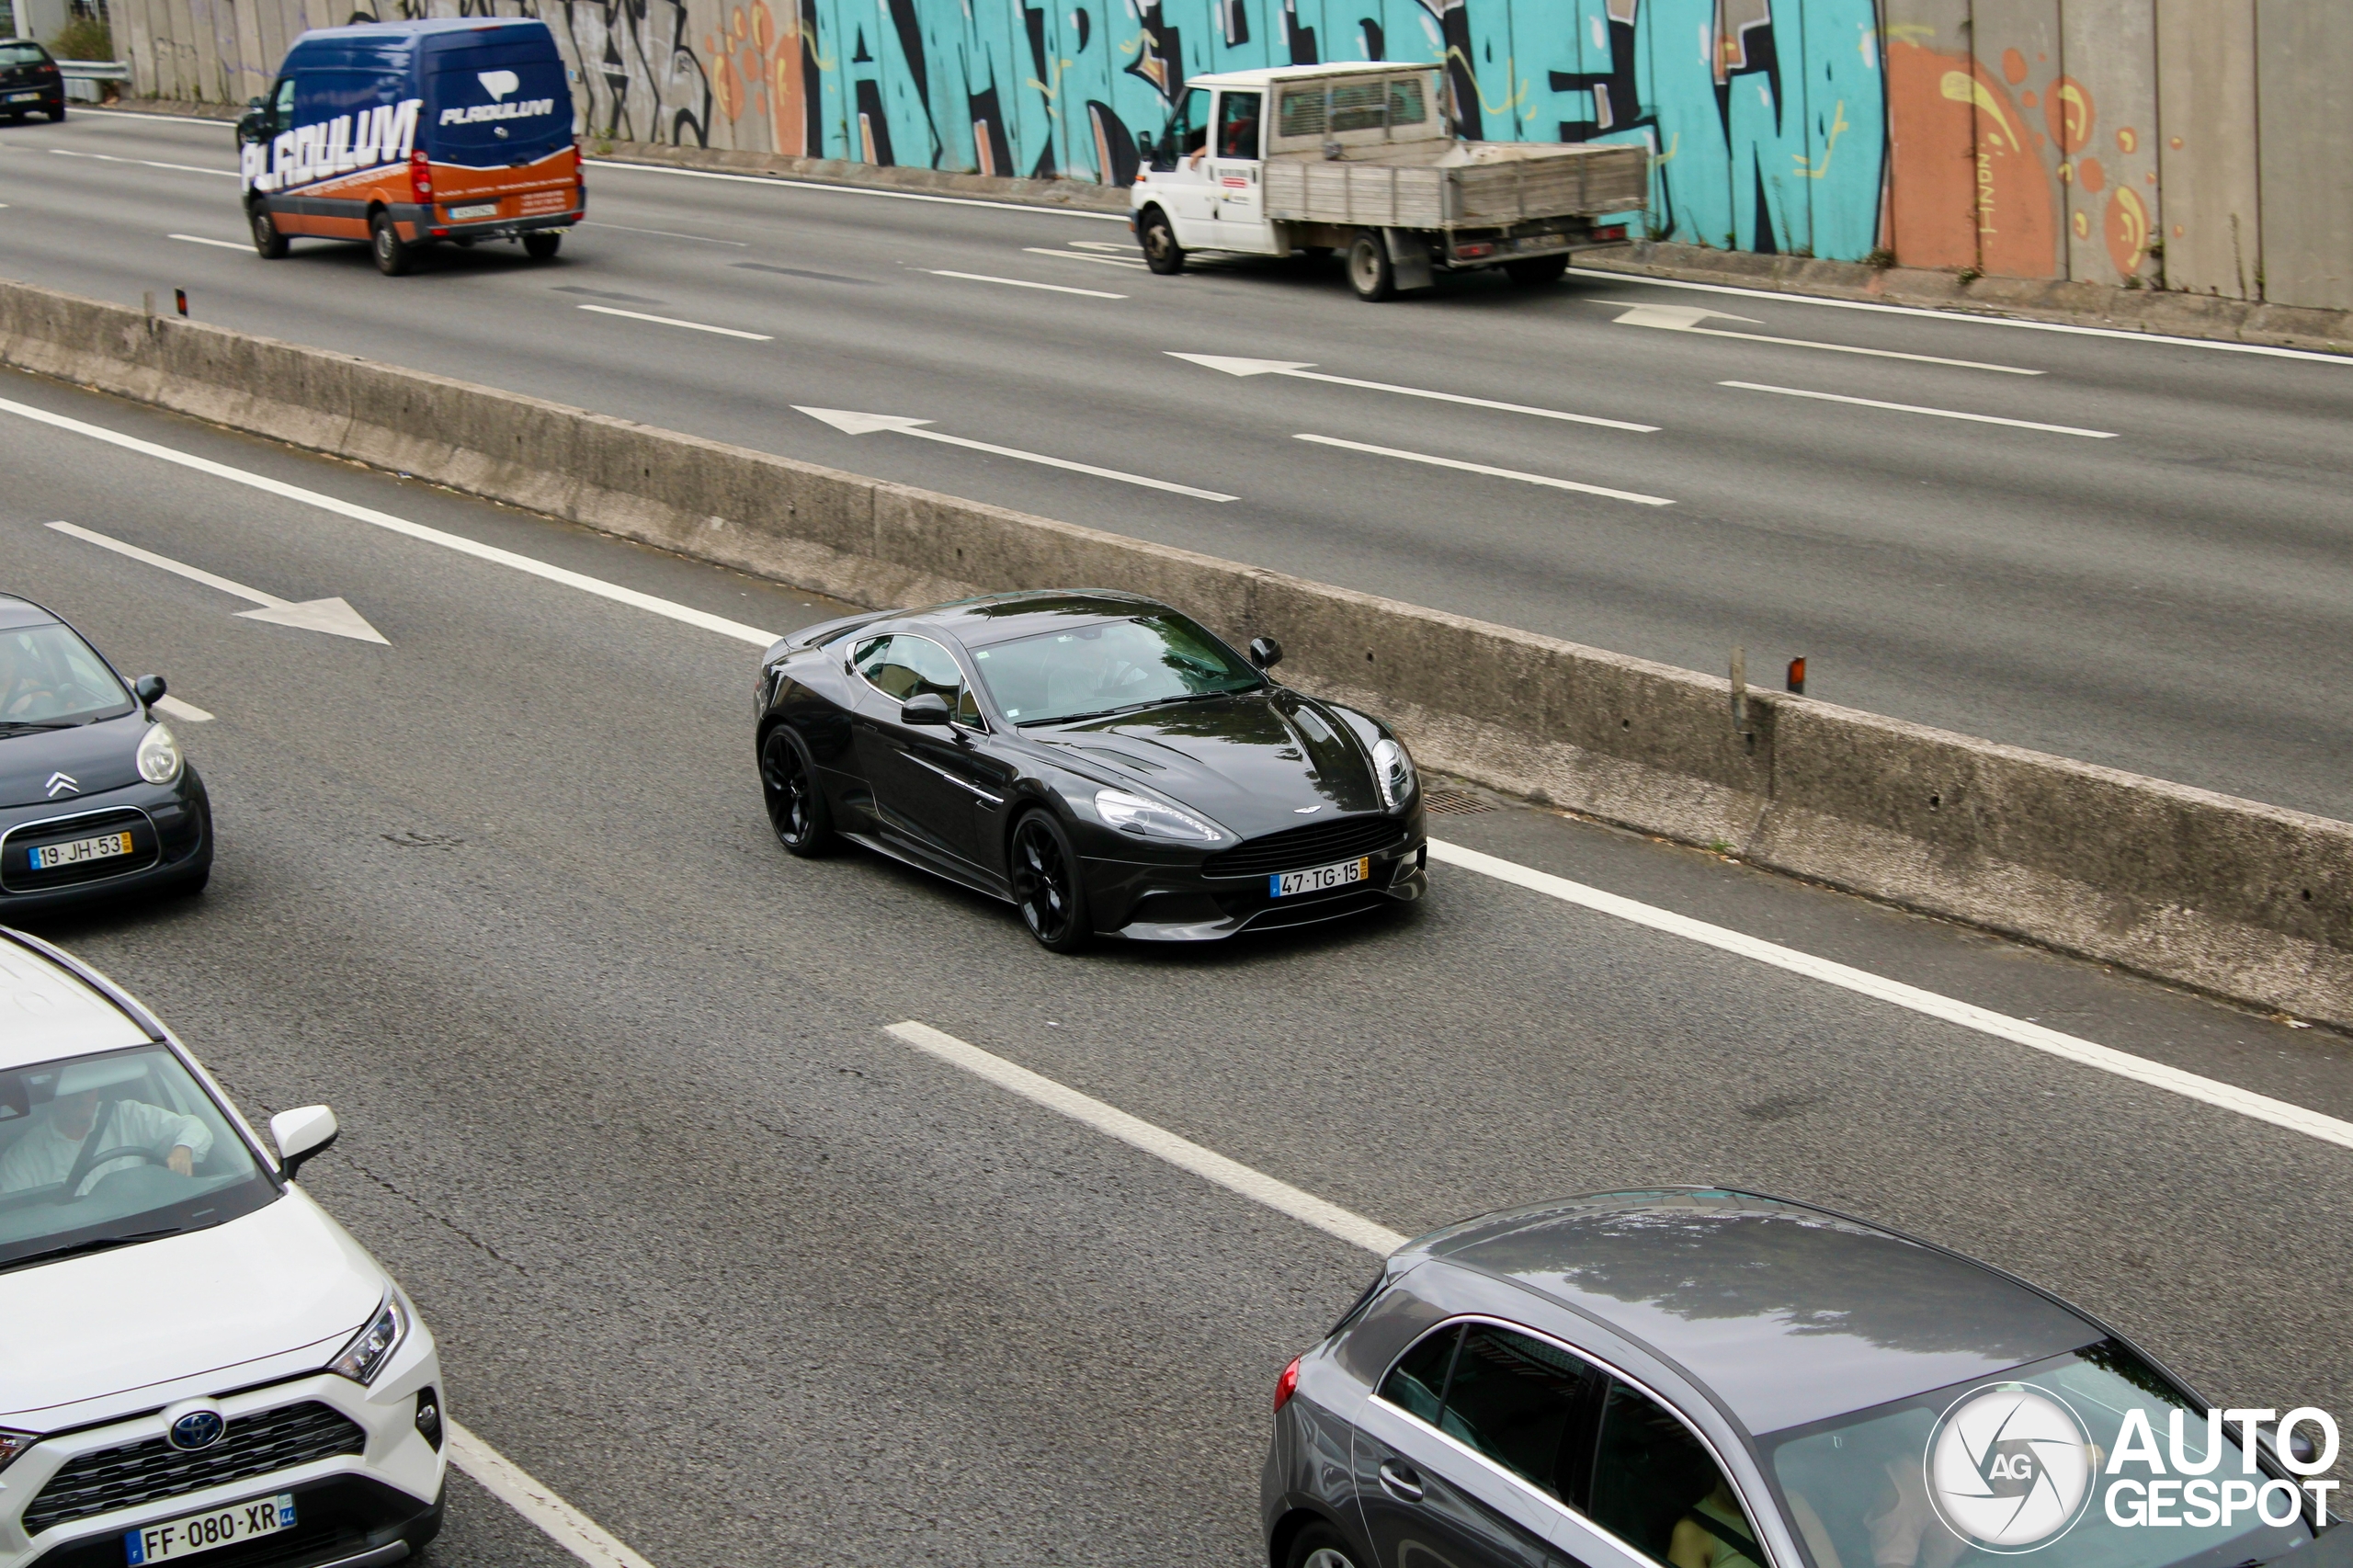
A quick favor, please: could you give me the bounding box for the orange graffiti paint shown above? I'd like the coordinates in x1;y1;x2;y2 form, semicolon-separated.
2107;187;2150;275
2045;76;2093;153
2116;126;2137;153
2077;155;2104;193
2002;48;2028;84
1883;40;1981;268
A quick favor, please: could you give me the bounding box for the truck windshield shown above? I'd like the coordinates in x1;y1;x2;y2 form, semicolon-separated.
1152;85;1208;170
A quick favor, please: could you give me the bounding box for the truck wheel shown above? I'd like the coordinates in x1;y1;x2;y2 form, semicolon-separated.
523;231;562;260
1139;208;1184;274
370;210;413;276
250;206;289;259
1504;255;1569;287
1347;229;1395;301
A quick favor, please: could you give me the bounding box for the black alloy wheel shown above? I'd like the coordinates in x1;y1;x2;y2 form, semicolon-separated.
1504;254;1569;286
46;102;64;122
1286;1524;1365;1568
760;725;835;858
250;204;289;259
1139;207;1184;275
370;209;411;276
1347;228;1395;301
523;231;562;260
1009;812;1090;952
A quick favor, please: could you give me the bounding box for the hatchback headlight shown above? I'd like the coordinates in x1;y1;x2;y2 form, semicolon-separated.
329;1294;408;1384
0;1428;35;1475
1094;788;1222;843
1371;737;1417;811
136;722;182;786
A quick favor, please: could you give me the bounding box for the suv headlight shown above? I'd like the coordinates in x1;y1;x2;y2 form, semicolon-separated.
136;722;182;785
329;1293;408;1384
1371;738;1417;811
0;1428;35;1475
1094;789;1222;843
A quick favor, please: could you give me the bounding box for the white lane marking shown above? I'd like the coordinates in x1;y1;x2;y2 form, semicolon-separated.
1022;245;1149;270
1068;240;1135;253
168;233;247;250
1720;381;2119;437
48;520;391;642
926;268;1126;299
1571;267;2353;367
1171;352;1657;432
1427;838;2353;1153
50;146;239;178
0;399;778;647
448;1420;658;1568
794;405;1236;501
885;1021;1408;1254
584;155;1132;222
1294;433;1673;506
153;694;214;722
574;303;772;340
1604;301;2043;374
579;220;746;246
43;106;226;124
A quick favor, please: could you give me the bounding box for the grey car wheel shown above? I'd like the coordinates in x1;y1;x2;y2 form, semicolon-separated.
1286;1524;1364;1568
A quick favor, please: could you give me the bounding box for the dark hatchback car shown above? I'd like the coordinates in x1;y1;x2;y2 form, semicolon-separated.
1267;1189;2331;1568
0;40;65;122
0;595;211;913
754;590;1427;949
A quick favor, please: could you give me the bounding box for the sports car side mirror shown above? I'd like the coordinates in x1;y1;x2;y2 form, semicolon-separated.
133;674;166;706
900;693;953;726
1247;636;1283;670
269;1105;339;1178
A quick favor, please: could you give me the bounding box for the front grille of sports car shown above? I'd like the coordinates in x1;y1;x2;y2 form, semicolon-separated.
22;1402;366;1536
1201;814;1410;880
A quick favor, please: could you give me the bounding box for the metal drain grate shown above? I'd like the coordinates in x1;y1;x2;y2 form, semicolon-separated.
1422;789;1495;816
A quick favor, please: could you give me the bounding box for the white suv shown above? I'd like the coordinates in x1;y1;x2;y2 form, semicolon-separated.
0;928;446;1568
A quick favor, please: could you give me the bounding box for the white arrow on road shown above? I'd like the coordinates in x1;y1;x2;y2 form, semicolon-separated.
1600;301;2043;374
1166;353;1658;431
48;521;390;642
793;408;1237;502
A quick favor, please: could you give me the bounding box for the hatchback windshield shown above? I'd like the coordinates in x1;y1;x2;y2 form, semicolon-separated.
1764;1343;2311;1568
971;614;1261;726
0;43;50;66
0;1046;277;1271
0;621;132;727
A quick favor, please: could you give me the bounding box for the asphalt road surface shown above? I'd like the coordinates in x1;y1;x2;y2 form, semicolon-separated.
6;369;2352;1568
4;110;2353;824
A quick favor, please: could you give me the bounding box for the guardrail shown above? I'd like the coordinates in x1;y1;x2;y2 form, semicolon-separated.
55;59;129;102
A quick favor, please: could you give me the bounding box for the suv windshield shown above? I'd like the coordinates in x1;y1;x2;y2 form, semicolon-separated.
971;613;1262;726
0;621;132;728
1764;1342;2312;1568
0;1046;278;1271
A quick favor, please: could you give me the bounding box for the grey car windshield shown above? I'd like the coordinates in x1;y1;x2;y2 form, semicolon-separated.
0;621;132;727
0;1046;277;1271
971;614;1260;726
1763;1343;2311;1568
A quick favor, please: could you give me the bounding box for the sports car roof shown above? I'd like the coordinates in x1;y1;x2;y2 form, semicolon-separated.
892;590;1181;648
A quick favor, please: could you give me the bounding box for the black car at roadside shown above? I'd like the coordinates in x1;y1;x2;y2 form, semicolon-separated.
0;40;65;123
0;594;211;913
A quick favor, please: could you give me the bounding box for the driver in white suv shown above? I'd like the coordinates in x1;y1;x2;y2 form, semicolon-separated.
0;1058;214;1195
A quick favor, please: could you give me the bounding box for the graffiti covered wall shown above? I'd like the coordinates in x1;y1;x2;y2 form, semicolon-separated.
113;0;2352;306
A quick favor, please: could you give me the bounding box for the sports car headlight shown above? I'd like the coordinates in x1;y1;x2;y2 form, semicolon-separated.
1094;788;1222;843
329;1293;408;1384
0;1428;35;1475
136;722;182;785
1371;737;1417;811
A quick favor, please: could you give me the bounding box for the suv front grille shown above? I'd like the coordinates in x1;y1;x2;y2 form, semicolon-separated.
23;1403;366;1537
1201;814;1409;880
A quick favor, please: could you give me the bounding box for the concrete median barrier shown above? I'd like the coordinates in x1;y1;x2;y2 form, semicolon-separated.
6;276;2349;1027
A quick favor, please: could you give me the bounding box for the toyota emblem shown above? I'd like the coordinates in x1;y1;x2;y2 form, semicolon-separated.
167;1408;227;1451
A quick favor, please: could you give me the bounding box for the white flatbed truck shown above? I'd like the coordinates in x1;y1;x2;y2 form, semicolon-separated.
1129;61;1649;301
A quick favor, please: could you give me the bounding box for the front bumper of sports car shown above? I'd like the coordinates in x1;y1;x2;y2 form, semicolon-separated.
1079;814;1427;941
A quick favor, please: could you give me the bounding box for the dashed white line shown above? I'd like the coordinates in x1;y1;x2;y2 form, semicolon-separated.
585;156;1131;222
50;146;238;177
153;694;214;722
574;303;772;340
926;268;1126;299
1022;245;1149;270
168;233;247;250
1294;433;1674;505
1719;381;2119;437
448;1420;657;1568
579;220;747;246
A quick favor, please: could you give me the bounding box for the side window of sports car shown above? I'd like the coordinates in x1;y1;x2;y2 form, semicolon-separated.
856;635;966;707
952;685;985;730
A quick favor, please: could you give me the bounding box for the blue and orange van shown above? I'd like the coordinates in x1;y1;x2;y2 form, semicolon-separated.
234;17;582;275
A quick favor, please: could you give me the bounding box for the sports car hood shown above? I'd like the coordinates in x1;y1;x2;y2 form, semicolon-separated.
0;712;145;809
1052;689;1384;838
0;1188;385;1420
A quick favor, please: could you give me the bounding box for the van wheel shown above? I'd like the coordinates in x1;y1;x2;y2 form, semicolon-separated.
523;231;562;260
250;206;289;259
1347;229;1395;301
370;210;412;276
1504;255;1568;286
1139;208;1184;275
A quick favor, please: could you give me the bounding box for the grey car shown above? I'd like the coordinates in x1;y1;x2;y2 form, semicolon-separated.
1265;1189;2330;1568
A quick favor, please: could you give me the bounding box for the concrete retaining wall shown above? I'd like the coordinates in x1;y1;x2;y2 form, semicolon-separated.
6;276;2350;1027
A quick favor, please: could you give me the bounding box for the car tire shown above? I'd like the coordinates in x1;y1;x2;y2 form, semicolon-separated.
1139;207;1184;275
1347;229;1395;301
1286;1522;1367;1568
1009;811;1090;953
523;231;562;260
47;103;64;122
1504;254;1569;286
370;209;412;276
250;205;289;259
760;724;837;858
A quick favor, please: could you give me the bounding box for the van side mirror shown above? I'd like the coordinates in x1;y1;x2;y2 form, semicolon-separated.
133;674;166;706
1247;636;1283;670
269;1105;339;1178
900;693;953;726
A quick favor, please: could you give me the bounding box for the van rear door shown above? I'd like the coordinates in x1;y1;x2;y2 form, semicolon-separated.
422;39;569;167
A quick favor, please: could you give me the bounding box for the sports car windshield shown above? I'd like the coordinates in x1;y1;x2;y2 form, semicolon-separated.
971;614;1261;726
0;1045;277;1272
0;621;132;728
1762;1342;2312;1568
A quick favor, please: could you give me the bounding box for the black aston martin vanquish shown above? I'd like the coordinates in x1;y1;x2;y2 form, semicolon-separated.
753;591;1427;949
